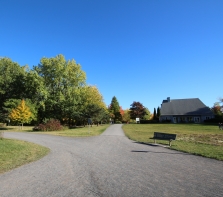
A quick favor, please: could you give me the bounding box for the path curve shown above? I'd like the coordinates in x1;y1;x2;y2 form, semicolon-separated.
1;124;223;197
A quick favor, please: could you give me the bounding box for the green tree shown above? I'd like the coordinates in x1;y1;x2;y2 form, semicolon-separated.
34;54;86;121
143;108;151;120
24;70;47;103
129;101;147;120
153;108;157;120
72;85;108;126
0;57;46;123
84;104;109;126
109;96;122;123
8;99;32;129
157;107;160;118
0;57;26;121
122;109;131;123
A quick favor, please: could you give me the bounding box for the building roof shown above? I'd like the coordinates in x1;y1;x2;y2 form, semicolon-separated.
160;98;213;116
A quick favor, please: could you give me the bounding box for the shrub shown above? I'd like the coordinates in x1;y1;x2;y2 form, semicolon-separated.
204;118;223;124
33;119;63;131
161;119;172;123
140;120;159;124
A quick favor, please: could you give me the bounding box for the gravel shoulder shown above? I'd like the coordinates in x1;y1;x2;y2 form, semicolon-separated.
1;124;223;197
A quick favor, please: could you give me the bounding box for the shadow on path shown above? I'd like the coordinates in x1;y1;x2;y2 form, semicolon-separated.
132;141;191;155
131;150;190;155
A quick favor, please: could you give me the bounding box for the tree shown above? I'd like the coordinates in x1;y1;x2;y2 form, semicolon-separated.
153;108;157;120
76;85;108;126
109;96;122;123
0;57;47;123
122;109;131;123
211;102;223;119
85;104;109;126
4;99;38;124
143;108;152;120
129;101;147;120
8;99;32;129
157;107;161;118
33;54;86;121
120;106;124;119
0;57;26;121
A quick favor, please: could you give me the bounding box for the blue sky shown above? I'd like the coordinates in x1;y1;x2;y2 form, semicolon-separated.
1;0;222;112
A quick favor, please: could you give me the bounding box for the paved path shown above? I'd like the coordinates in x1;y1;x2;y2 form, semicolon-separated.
1;124;223;197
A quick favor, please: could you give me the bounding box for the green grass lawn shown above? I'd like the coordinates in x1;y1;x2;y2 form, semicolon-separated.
0;124;109;173
0;138;50;174
122;124;223;160
32;124;110;137
0;125;34;132
1;124;110;137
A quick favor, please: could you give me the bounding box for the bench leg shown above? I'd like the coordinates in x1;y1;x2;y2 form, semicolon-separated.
154;139;156;144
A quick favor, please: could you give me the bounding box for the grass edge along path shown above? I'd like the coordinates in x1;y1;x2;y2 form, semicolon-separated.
2;124;110;137
0;138;50;174
122;124;223;161
32;124;110;137
0;124;110;174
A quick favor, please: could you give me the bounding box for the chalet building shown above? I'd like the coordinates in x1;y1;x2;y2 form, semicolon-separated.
159;97;214;123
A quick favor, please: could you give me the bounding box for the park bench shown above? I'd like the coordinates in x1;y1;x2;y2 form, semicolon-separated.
151;132;176;146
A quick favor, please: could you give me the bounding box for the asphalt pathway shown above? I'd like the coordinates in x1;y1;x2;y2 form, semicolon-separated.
1;124;223;197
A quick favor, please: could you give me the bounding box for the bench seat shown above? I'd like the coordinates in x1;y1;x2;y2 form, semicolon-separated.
150;132;176;146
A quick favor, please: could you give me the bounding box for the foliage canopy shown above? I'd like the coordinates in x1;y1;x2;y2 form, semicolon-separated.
0;55;108;126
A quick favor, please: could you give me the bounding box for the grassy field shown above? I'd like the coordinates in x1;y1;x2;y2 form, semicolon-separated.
122;124;223;160
1;124;110;137
0;124;109;174
32;124;110;137
0;125;34;132
0;138;50;174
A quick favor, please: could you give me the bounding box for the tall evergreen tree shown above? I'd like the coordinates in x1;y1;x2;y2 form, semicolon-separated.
153;108;157;120
109;96;122;123
157;107;160;118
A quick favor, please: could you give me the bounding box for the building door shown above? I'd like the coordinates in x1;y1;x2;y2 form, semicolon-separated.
194;117;200;123
173;117;176;123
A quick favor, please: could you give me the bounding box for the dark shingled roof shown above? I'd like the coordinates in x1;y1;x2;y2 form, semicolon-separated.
160;98;213;116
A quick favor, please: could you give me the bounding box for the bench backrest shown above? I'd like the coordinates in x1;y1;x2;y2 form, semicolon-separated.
154;132;176;140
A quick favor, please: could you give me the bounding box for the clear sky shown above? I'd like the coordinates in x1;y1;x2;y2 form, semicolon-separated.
1;0;222;112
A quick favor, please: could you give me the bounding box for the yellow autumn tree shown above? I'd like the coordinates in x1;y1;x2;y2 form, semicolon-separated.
9;99;32;130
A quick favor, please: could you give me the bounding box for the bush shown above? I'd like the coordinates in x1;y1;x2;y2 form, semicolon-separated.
33;119;63;131
115;121;122;124
161;119;172;123
204;118;223;124
140;120;159;124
